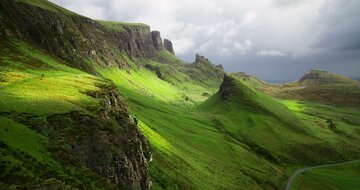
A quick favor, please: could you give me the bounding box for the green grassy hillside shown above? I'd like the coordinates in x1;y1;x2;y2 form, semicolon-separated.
0;38;122;189
1;0;359;189
291;162;360;190
234;70;360;107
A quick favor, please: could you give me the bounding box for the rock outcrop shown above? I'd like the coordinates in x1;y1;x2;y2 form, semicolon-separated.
195;53;211;63
298;70;357;86
194;53;224;68
219;75;256;102
164;39;175;55
0;1;170;74
219;75;239;100
47;84;152;189
151;31;164;51
184;54;225;86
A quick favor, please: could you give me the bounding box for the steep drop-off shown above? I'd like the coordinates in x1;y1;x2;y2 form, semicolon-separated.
0;0;175;74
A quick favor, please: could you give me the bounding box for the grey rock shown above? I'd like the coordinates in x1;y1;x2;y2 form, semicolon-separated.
151;31;164;50
0;1;166;74
48;84;152;190
164;39;175;55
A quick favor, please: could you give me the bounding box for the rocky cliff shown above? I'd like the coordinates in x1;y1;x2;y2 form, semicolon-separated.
190;53;224;80
151;31;164;51
298;70;358;86
51;84;152;189
0;1;154;189
0;0;173;74
164;39;175;55
219;75;239;100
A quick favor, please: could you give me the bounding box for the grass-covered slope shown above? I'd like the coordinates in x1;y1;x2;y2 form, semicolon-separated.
234;70;360;107
291;161;360;190
0;38;152;189
1;0;360;189
111;70;360;189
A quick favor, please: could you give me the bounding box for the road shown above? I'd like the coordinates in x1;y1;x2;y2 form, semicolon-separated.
285;159;360;190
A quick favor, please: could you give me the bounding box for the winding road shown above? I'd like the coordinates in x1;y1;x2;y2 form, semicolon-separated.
285;160;360;190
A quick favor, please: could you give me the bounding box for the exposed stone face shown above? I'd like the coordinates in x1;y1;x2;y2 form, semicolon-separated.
219;75;238;100
194;53;224;69
298;69;356;86
0;1;166;74
164;39;175;55
195;53;211;63
48;84;152;190
151;31;164;50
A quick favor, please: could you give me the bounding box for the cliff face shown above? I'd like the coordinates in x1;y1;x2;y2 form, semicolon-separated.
0;1;153;189
219;75;239;100
151;31;164;51
21;84;152;189
298;70;358;86
0;0;172;74
164;39;175;55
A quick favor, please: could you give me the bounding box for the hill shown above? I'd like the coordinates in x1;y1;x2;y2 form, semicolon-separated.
233;70;360;107
297;70;358;86
1;0;359;190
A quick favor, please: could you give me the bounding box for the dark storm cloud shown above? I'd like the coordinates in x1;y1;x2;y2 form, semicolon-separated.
49;0;360;81
311;0;360;52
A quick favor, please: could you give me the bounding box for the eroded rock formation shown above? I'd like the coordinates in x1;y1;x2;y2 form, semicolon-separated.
151;31;164;51
164;39;175;55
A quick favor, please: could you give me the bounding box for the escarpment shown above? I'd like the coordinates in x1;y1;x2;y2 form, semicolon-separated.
151;31;164;51
298;70;358;86
219;75;239;100
10;84;152;189
0;0;173;74
164;39;175;55
51;84;152;189
187;53;225;84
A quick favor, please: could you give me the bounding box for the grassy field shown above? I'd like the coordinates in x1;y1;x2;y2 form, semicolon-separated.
291;162;360;190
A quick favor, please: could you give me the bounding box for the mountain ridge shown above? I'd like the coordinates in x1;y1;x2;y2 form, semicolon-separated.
1;1;360;190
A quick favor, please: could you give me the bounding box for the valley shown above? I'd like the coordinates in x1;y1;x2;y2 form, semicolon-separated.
1;0;359;190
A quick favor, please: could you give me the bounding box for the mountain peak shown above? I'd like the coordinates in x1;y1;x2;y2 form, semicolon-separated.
151;30;165;51
163;39;175;55
195;53;211;63
219;75;255;101
298;69;357;86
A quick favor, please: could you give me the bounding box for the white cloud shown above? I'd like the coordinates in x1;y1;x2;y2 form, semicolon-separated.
172;38;195;55
240;10;258;27
257;49;286;57
49;0;360;80
234;40;253;55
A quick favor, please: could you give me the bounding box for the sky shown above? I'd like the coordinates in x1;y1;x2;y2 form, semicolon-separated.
50;0;360;82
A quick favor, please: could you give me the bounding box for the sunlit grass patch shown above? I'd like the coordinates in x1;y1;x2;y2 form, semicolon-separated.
281;100;305;112
138;120;175;154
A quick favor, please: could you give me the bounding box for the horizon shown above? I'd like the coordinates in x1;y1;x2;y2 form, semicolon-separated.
1;1;360;189
49;0;360;81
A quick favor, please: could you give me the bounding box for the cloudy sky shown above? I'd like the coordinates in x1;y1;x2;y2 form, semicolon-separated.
50;0;360;82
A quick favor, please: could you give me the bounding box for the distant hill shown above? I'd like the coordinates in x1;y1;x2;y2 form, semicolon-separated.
1;0;360;190
297;70;358;86
233;70;360;107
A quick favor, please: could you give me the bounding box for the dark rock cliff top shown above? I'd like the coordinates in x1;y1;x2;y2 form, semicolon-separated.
298;69;358;86
195;53;211;63
151;31;164;51
164;39;175;55
193;53;224;69
219;75;239;100
0;0;175;75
